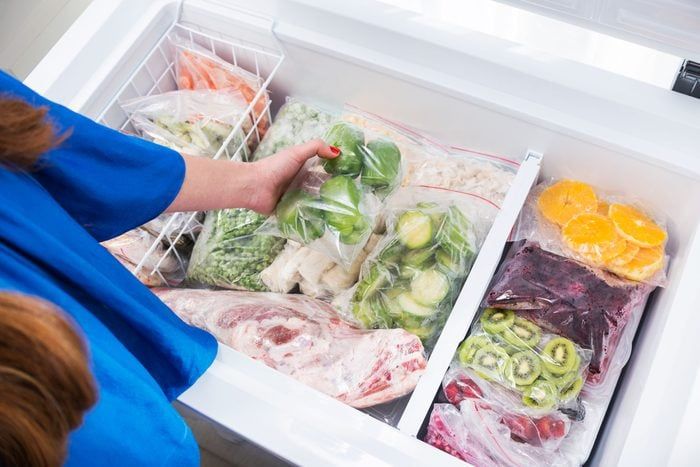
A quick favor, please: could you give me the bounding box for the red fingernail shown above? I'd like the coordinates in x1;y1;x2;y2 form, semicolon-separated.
330;145;341;155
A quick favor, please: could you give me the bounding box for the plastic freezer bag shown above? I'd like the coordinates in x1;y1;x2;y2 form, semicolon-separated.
341;186;497;348
516;179;669;285
102;228;184;287
155;288;427;409
186;209;285;291
485;241;654;386
120;89;252;159
258;120;402;266
341;104;518;205
172;35;269;138
457;319;591;413
186;98;334;291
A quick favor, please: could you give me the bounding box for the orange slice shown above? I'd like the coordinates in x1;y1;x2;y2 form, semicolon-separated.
537;180;598;226
608;203;667;248
597;201;610;216
562;213;619;262
609;246;664;281
607;242;640;267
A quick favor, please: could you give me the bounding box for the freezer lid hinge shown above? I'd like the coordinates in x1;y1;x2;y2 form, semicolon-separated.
672;60;700;99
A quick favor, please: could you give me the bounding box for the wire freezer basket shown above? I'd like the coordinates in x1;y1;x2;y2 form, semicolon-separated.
98;21;284;286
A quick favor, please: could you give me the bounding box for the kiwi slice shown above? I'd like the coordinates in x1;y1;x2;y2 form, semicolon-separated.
471;343;509;381
501;317;541;349
458;335;491;365
522;380;558;410
504;351;542;386
540;367;578;389
559;376;584;402
480;308;515;334
541;337;578;375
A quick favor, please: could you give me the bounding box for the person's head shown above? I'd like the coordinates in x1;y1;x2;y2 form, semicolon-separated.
0;292;97;466
0;96;68;169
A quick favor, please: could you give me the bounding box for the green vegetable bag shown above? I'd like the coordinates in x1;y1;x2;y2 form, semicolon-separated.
186;99;334;290
343;186;497;350
259;119;405;266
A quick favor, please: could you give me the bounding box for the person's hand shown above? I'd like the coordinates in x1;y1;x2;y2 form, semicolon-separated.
247;139;338;215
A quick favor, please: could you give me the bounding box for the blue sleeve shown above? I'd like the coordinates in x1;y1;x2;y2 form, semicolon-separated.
0;70;185;242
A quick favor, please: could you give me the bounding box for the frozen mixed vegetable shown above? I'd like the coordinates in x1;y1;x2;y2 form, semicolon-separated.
120;89;252;159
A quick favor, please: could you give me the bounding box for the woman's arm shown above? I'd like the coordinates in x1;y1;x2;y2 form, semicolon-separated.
166;139;337;215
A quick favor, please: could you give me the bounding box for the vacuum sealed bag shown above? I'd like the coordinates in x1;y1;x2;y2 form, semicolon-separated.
339;186;497;348
155;288;427;409
259;119;405;266
186;98;334;291
172;35;269;138
121;89;252;159
485;241;654;387
516;179;668;285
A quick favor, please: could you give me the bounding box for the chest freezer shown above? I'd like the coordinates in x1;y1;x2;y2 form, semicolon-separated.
25;0;700;465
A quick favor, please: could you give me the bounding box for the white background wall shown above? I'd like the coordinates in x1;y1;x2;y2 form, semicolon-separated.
0;0;92;79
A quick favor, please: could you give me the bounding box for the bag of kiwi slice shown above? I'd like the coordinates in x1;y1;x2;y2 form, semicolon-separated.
455;308;592;413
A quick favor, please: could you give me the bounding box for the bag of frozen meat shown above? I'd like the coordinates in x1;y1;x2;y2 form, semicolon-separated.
485;241;654;387
258;118;406;266
155;288;427;409
186;98;334;291
339;186;497;348
172;35;269;138
120;88;252;159
516;179;669;285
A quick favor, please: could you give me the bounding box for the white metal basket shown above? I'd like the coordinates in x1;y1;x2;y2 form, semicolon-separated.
98;21;284;286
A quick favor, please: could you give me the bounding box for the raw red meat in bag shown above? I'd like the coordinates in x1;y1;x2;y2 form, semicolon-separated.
155;288;427;408
485;241;653;385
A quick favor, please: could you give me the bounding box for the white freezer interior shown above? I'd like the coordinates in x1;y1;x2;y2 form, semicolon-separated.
26;0;700;465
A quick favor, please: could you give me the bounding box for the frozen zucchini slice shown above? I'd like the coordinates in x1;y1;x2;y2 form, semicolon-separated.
397;210;434;249
410;269;449;306
397;292;436;317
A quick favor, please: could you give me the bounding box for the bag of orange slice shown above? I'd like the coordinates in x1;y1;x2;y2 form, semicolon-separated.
515;179;668;286
171;35;270;144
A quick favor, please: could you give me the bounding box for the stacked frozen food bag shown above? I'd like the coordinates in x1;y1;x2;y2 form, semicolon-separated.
260;106;518;303
186;98;334;291
425;179;667;466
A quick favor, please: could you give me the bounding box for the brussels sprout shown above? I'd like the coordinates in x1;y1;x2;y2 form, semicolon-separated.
354;264;391;302
276;189;325;243
319;176;361;209
322;122;364;177
360;138;401;189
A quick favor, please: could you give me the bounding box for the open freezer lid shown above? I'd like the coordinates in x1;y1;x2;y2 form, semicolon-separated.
490;0;700;64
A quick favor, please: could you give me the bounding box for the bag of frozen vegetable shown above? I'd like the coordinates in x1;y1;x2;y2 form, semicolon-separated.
120;88;252;159
258;118;404;266
186;98;334;291
340;187;497;347
172;35;269;138
485;241;654;388
341;104;519;205
516;179;669;285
